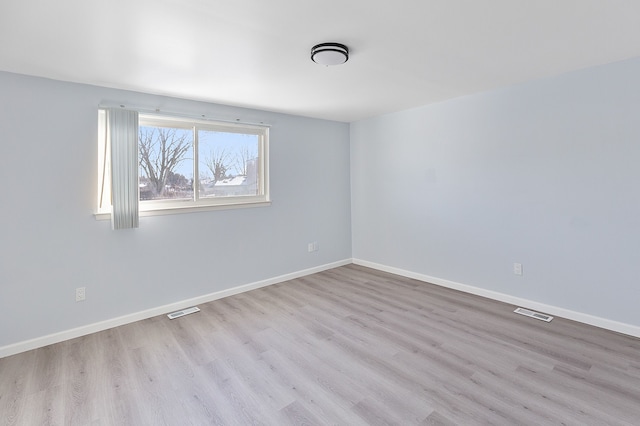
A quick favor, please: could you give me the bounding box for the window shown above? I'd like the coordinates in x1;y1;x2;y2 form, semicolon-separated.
97;110;269;219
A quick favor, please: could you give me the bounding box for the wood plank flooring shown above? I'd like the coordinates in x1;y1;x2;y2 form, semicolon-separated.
2;264;640;425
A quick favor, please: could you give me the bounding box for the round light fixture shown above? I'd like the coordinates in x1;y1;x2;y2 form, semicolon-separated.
311;42;349;66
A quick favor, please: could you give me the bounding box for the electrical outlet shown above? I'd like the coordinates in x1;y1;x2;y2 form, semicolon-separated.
76;287;86;302
307;242;319;252
513;263;523;276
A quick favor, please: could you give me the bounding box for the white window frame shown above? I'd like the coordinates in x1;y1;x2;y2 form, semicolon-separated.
96;110;270;219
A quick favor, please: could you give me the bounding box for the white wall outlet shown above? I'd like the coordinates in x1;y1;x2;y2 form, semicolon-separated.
76;287;86;302
308;243;314;252
307;242;319;252
513;263;523;276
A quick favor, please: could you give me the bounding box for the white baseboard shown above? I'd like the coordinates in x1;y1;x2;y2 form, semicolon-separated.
5;257;637;358
0;259;352;358
353;258;640;339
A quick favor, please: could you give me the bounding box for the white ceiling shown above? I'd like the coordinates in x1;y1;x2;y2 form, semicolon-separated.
2;1;640;122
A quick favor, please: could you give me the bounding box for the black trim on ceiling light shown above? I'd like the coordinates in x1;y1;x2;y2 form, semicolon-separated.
311;42;349;66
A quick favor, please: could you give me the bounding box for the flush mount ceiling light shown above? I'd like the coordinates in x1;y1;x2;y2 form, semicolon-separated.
311;42;349;66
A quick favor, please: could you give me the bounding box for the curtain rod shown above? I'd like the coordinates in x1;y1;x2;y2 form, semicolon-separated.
98;103;271;128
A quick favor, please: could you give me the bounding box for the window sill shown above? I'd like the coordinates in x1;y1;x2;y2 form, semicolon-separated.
94;200;271;221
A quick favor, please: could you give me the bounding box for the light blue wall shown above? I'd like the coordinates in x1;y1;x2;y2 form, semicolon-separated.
0;72;352;348
4;54;640;349
351;57;640;327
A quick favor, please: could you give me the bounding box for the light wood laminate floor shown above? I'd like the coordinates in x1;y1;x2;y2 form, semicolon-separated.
2;264;640;425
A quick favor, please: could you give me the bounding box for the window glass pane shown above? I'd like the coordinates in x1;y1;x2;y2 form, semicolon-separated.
138;125;194;201
198;130;260;198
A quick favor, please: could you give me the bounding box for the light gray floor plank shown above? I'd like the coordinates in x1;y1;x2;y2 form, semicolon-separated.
2;264;640;425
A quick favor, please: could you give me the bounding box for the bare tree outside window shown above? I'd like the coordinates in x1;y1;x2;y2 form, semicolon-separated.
138;127;192;199
234;145;258;176
203;148;232;184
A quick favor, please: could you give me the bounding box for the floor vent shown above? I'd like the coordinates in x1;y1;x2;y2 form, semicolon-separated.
514;307;553;322
167;306;200;320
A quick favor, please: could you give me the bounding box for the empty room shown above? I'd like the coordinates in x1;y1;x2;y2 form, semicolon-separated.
1;1;640;424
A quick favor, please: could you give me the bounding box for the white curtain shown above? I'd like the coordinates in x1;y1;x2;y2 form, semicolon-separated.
108;108;139;230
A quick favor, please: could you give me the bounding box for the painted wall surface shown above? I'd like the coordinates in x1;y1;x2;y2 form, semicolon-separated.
0;72;351;348
351;57;640;327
